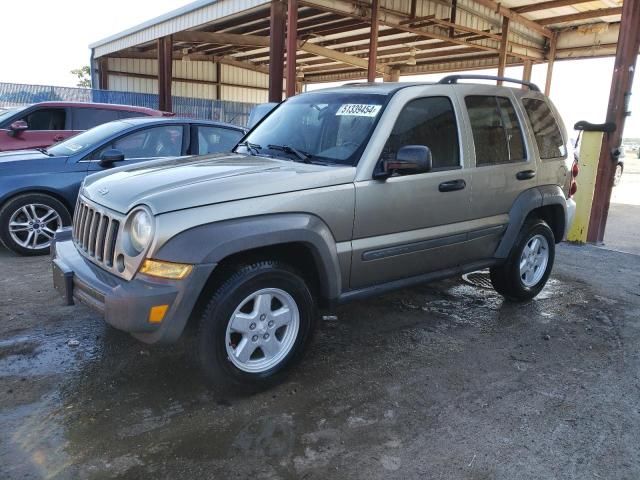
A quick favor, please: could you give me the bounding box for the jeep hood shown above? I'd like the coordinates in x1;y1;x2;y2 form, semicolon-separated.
82;152;356;214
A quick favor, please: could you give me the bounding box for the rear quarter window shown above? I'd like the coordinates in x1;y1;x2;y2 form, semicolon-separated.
521;98;566;159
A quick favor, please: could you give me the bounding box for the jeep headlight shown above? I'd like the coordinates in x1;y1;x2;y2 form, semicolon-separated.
128;208;153;255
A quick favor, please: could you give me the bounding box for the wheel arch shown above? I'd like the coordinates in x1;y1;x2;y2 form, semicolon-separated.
495;185;567;258
0;188;75;216
154;213;343;303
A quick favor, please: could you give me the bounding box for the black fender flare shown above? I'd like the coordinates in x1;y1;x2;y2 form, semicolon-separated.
495;185;567;258
154;213;342;300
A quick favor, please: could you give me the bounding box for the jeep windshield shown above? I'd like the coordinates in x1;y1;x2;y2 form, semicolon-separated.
235;92;387;165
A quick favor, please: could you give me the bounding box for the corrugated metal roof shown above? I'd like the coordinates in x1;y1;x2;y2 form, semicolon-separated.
91;0;269;57
91;0;625;84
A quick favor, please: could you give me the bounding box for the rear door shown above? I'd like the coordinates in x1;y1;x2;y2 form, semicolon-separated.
455;85;536;258
2;106;69;150
350;88;474;289
86;124;187;171
70;107;121;136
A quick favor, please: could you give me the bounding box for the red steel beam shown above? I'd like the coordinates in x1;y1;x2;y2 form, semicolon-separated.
367;0;379;82
98;57;109;90
269;0;286;102
449;0;457;38
497;16;509;84
157;35;173;112
286;0;298;97
587;0;640;243
544;32;557;96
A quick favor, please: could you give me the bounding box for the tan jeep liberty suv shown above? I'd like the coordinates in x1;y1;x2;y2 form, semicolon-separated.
51;76;577;390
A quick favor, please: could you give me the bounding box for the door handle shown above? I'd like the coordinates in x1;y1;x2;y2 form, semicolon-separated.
516;170;536;180
53;135;65;142
438;179;466;192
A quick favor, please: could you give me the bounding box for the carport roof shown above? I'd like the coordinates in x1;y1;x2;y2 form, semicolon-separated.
90;0;625;83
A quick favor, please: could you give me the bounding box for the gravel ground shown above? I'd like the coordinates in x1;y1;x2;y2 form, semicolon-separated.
0;243;639;479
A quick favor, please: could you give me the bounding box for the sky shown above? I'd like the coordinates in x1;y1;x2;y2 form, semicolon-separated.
1;1;638;138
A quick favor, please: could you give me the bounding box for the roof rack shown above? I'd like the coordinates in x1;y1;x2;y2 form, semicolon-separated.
438;75;540;92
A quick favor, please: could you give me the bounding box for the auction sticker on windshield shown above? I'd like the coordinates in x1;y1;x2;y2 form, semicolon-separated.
336;104;381;117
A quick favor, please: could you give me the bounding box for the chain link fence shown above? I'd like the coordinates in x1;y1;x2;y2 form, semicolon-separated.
0;82;257;127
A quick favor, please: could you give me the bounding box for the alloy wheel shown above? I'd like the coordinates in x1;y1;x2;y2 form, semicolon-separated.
225;288;300;373
8;204;62;250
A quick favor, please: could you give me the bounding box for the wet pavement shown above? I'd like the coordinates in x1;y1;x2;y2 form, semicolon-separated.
1;243;639;479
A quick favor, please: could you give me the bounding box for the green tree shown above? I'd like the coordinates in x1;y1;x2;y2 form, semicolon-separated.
71;66;92;88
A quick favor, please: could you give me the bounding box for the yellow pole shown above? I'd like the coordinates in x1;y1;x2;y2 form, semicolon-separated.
567;131;603;243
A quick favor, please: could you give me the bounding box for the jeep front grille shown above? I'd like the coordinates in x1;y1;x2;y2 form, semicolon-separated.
73;198;121;268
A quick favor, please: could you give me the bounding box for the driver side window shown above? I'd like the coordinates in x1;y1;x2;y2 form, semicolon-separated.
90;125;184;160
382;97;460;170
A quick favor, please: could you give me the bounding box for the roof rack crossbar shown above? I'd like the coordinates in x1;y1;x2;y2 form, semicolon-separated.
438;74;540;92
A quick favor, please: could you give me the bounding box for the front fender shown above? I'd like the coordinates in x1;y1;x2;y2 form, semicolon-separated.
154;213;343;300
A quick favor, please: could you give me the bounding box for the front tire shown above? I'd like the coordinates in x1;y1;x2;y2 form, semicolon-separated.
0;193;71;256
197;260;316;391
490;219;555;302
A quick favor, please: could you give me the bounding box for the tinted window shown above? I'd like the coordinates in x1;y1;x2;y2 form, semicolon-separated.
118;110;151;120
465;96;526;166
382;97;459;170
21;108;66;130
72;108;120;130
238;93;386;165
197;126;244;154
91;125;184;160
522;98;566;159
0;106;25;128
48;121;129;156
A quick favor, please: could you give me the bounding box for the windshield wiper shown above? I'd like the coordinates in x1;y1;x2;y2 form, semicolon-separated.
267;144;312;163
236;141;262;155
35;147;53;157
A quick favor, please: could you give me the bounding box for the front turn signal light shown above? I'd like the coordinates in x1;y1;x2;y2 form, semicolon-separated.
140;259;193;280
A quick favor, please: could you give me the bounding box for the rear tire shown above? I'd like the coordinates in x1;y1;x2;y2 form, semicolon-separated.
197;260;316;391
0;193;71;256
490;219;555;302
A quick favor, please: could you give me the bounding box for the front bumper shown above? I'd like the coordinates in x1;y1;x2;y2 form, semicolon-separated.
51;228;216;344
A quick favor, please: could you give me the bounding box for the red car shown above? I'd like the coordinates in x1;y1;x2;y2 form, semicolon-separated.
0;101;173;152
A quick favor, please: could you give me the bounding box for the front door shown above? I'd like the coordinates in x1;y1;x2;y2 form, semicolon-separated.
1;107;70;151
350;93;473;289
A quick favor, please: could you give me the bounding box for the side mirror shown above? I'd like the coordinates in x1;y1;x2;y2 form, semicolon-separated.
8;120;28;137
100;149;125;167
374;145;433;179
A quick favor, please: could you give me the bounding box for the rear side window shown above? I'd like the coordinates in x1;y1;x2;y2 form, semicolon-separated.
196;126;244;154
72;108;120;130
465;95;526;166
522;98;566;159
382;96;460;170
21;108;66;130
